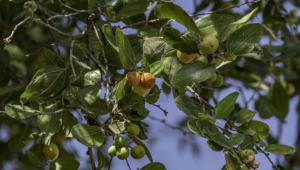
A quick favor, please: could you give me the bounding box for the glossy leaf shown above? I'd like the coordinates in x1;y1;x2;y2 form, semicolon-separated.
50;158;80;170
42;48;65;68
235;109;256;123
214;92;239;119
140;162;167;170
5;104;36;119
102;24;118;51
161;49;183;84
161;3;200;34
37;114;60;136
171;61;216;87
175;95;203;119
108;120;125;134
195;14;235;39
71;124;105;147
264;144;295;155
72;70;101;87
187;119;205;137
20;66;68;104
77;84;102;105
226;24;263;55
111;78;130;102
115;28;137;69
116;0;150;20
143;37;168;64
61;112;78;137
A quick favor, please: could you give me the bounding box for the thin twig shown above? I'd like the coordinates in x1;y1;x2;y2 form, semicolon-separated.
58;0;95;12
3;17;31;44
125;159;132;170
149;103;168;116
120;18;166;29
47;10;96;23
107;156;113;170
255;143;280;170
87;147;97;170
186;86;214;109
70;40;77;80
148;115;194;135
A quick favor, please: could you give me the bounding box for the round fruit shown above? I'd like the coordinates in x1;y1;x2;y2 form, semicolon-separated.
196;55;208;64
252;160;260;169
241;149;255;159
207;73;217;83
127;124;140;136
108;145;117;156
116;147;129;160
133;84;151;96
140;73;156;89
286;83;295;95
177;50;197;64
42;143;59;162
126;71;141;87
212;74;224;87
113;136;126;149
131;145;145;159
224;51;237;61
154;4;164;18
201;36;219;54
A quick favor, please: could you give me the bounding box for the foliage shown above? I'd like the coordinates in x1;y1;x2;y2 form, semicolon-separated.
0;0;300;170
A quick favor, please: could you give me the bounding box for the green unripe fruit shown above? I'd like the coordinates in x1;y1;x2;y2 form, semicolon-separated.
207;73;217;83
241;149;255;159
108;145;117;156
127;124;140;136
196;55;208;64
114;136;126;149
116;147;129;160
131;145;145;159
133;84;151;96
212;74;224;87
201;36;219;54
224;51;237;61
154;4;164;19
42;143;59;162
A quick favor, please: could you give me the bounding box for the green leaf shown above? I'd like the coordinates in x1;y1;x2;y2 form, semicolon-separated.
187;119;205;137
214;92;239;119
143;37;168;64
226;24;263;55
97;149;107;169
174;95;204;119
88;0;98;11
267;81;289;120
219;8;258;42
129;136;153;163
111;78;130;102
225;154;241;170
5;104;36;119
195;14;235;39
239;135;255;150
240;120;270;140
42;48;65;68
140;162;167;170
71;124;105;147
207;140;223;152
61;112;78;137
146;85;160;104
28;151;44;168
229;134;244;146
171;61;216;87
235;109;256;123
102;24;119;51
161;50;183;84
147;61;164;76
115;28;137;69
108;120;125;134
208;132;232;149
77;84;102;105
161;3;200;34
20;66;68;104
116;0;150;20
72;70;102;87
50;158;80;170
264;144;295;155
37;114;60;136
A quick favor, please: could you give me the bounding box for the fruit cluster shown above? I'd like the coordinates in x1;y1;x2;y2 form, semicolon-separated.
241;149;260;169
108;124;145;160
126;71;156;96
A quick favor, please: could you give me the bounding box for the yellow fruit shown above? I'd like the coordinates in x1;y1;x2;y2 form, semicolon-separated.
140;73;156;89
131;145;145;159
133;84;151;96
126;71;141;87
154;4;164;18
201;36;219;54
177;50;197;64
42;143;59;162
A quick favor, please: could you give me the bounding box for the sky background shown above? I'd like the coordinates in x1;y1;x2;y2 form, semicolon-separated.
64;0;300;170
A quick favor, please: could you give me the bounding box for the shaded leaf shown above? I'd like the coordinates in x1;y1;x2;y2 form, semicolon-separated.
72;70;101;87
143;37;168;64
71;124;105;147
50;158;80;170
37;114;60;136
229;134;244;146
5;104;36;119
102;24;118;51
42;48;65;68
116;0;150;20
28;151;44;168
174;95;203;119
140;162;166;170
